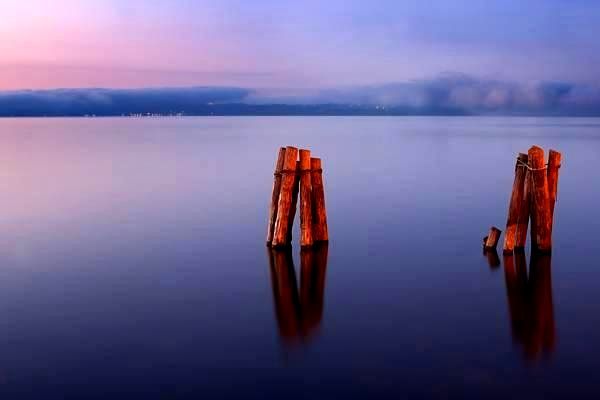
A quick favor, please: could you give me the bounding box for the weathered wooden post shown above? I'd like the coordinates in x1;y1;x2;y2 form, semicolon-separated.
547;149;562;229
484;226;502;250
299;150;313;247
266;147;287;246
515;162;531;252
272;146;299;247
528;146;552;253
310;158;329;242
504;153;529;254
286;160;301;243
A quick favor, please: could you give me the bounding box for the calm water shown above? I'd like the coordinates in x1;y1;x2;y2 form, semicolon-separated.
0;117;599;399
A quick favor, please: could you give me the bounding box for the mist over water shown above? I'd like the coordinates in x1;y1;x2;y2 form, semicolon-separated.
0;116;599;398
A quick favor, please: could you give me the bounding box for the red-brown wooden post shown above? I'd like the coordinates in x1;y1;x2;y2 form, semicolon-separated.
515;161;531;251
547;149;562;229
272;147;299;247
310;158;329;242
484;226;502;250
266;147;287;246
286;160;301;243
528;146;552;253
504;153;529;254
299;149;313;247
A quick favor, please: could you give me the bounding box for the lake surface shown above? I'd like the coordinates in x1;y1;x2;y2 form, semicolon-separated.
0;116;599;399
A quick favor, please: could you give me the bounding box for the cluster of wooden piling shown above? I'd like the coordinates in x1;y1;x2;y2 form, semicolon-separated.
266;146;329;248
484;146;562;255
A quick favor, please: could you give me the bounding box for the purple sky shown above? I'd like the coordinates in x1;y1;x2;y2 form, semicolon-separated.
2;0;600;90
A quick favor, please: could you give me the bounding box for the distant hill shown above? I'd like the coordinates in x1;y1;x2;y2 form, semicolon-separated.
2;77;600;117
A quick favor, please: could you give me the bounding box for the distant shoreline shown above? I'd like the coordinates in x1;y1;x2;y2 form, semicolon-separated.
1;114;598;118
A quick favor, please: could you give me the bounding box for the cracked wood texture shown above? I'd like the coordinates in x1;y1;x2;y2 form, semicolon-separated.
266;147;287;246
272;146;299;247
528;146;552;253
484;226;502;250
547;149;562;230
287;160;300;243
515;160;531;251
299;149;314;247
504;153;529;254
310;158;329;242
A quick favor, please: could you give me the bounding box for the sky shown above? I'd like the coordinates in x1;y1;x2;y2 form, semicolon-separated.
2;0;600;91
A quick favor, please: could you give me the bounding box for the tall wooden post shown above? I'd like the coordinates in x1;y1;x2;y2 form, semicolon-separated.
515;162;531;251
272;146;299;247
547;150;562;229
310;158;329;242
266;147;287;246
287;161;301;243
299;150;313;247
528;146;552;253
504;153;529;254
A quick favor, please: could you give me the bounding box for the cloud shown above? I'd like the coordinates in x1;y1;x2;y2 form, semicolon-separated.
250;74;600;116
1;75;600;116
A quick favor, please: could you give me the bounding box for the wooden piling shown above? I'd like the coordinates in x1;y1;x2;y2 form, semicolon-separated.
286;160;301;243
299;150;314;247
515;161;531;251
547;149;562;228
272;146;299;247
310;158;329;242
503;153;529;254
266;147;287;246
528;146;552;253
484;226;502;250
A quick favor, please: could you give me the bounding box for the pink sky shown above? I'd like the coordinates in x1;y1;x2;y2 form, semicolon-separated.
2;0;599;90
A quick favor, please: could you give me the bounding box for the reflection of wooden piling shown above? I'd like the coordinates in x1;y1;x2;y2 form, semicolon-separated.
547;150;562;229
299;150;313;247
272;147;299;247
484;226;502;250
503;252;528;345
502;251;556;360
528;146;552;253
504;153;529;254
270;249;301;342
300;244;328;337
529;252;556;356
266;147;287;246
485;248;500;268
310;158;329;242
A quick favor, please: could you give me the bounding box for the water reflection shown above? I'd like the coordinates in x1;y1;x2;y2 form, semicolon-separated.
503;252;556;361
483;248;501;269
267;244;329;346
